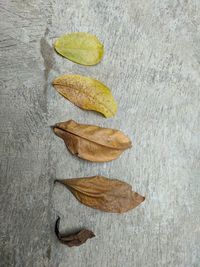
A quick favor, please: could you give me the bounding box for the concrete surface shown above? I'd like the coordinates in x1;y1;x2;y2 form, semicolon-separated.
0;0;200;266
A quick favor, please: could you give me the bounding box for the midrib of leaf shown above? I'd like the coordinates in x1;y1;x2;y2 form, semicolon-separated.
55;125;123;151
56;180;107;198
61;47;101;51
68;185;107;198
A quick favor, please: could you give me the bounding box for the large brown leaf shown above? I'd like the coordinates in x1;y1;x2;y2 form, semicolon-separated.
55;176;145;213
53;120;132;162
55;217;95;247
52;74;117;118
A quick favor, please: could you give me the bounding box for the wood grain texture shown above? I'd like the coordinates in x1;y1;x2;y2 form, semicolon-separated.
0;0;199;266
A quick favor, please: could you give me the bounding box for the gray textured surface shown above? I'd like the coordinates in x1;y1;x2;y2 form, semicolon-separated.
0;0;200;266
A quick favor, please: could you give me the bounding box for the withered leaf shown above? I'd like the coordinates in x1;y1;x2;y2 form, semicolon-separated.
52;74;117;118
55;176;145;213
53;120;132;162
55;217;95;247
54;32;104;66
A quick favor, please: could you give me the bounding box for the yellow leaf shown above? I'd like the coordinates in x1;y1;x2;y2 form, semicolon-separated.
55;176;145;213
54;32;104;66
53;74;117;118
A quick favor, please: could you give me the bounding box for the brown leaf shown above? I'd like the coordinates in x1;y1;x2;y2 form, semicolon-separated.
55;217;95;247
55;176;145;213
53;120;132;162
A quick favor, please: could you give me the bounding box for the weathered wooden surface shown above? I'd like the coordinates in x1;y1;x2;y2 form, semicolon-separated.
0;1;199;266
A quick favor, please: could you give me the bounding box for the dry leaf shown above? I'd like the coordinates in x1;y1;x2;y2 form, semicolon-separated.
54;32;104;65
55;176;145;213
53;120;131;162
53;74;117;118
55;217;95;247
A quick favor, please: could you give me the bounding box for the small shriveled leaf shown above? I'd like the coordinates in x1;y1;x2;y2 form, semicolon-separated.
53;120;131;162
53;74;117;118
54;32;104;65
55;176;145;213
55;217;95;247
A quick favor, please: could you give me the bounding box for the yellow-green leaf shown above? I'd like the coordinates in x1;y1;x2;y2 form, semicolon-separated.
54;32;104;66
53;74;117;118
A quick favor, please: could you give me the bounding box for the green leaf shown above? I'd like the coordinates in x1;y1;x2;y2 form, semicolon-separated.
54;32;104;66
53;74;117;118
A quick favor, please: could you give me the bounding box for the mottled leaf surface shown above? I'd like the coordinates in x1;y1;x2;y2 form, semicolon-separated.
53;74;117;118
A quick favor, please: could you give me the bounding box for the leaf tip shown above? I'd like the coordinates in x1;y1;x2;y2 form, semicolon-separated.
50;125;56;131
54;179;67;187
52;79;56;85
52;126;64;138
136;193;145;204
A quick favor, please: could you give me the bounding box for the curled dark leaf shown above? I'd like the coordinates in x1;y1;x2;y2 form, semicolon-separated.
55;217;95;247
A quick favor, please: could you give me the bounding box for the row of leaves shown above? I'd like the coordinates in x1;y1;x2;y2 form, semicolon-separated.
53;32;145;247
